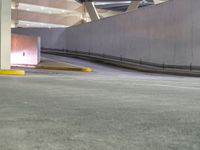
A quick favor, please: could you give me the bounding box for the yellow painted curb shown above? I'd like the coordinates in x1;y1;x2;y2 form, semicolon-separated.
35;66;93;72
0;70;25;75
81;68;93;72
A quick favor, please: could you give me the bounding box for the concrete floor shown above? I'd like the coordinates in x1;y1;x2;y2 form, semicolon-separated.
0;54;200;150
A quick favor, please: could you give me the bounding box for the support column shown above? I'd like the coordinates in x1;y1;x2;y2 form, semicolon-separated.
0;0;25;75
0;0;11;70
84;1;100;21
127;1;140;12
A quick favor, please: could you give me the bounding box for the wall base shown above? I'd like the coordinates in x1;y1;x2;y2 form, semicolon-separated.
42;49;200;77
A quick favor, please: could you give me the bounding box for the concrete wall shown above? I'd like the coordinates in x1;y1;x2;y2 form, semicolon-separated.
12;28;67;50
12;0;200;67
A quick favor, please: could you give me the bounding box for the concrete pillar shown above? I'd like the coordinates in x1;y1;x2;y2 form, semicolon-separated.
85;1;100;21
127;1;140;12
0;0;11;70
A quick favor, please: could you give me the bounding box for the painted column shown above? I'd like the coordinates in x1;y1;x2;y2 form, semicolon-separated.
0;0;11;70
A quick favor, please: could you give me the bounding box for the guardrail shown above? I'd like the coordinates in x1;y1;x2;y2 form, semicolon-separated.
42;49;200;77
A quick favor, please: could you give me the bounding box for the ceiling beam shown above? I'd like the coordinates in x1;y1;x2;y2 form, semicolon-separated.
12;9;82;26
84;1;100;21
127;1;140;12
153;0;167;4
12;0;82;11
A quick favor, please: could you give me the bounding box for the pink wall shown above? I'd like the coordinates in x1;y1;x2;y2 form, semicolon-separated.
11;34;40;65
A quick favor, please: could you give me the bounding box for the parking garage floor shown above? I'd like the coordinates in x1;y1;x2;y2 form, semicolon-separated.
0;54;200;150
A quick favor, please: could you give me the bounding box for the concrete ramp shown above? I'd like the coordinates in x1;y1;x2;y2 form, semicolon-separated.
64;0;200;68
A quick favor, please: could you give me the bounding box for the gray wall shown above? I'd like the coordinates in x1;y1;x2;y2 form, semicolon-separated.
12;0;200;67
12;28;67;50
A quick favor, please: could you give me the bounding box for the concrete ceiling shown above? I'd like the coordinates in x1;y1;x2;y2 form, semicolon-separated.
11;0;168;28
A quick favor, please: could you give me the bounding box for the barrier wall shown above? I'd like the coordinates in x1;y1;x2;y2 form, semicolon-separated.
12;28;66;50
12;0;200;68
11;34;41;65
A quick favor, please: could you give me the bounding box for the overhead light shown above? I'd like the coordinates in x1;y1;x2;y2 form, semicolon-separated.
11;24;16;28
40;6;45;10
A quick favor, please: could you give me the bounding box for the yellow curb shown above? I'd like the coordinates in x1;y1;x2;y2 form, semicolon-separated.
81;68;93;72
0;70;25;75
35;66;93;72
